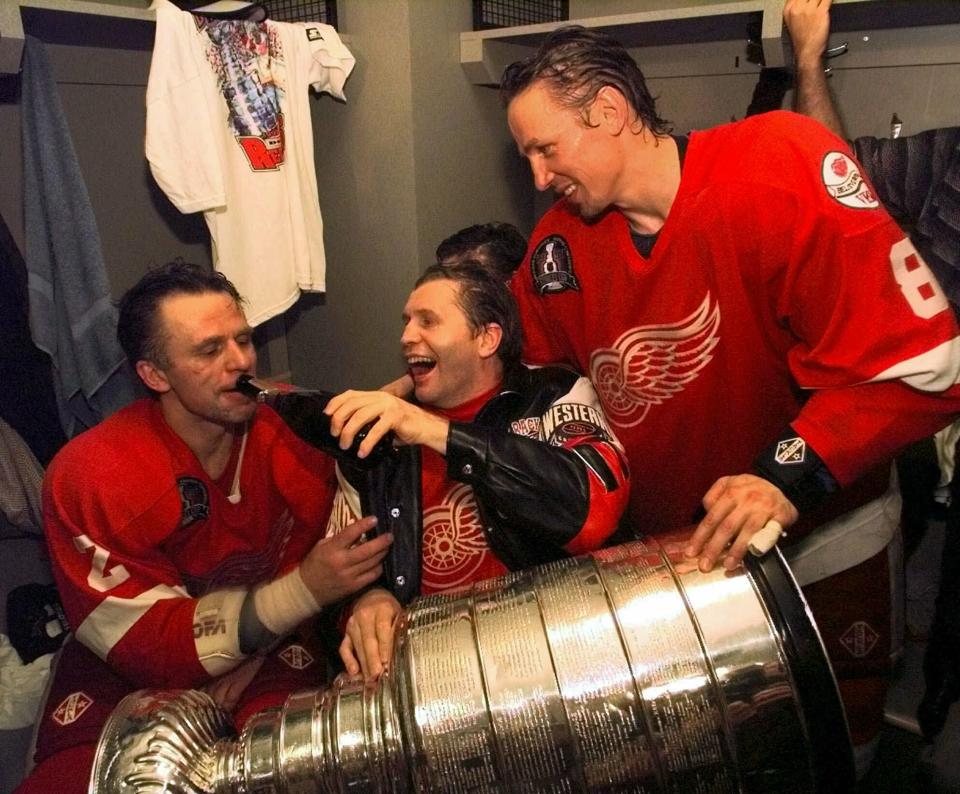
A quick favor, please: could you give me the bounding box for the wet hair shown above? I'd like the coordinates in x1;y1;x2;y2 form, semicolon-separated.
117;259;244;369
415;261;523;373
435;222;527;280
500;25;671;136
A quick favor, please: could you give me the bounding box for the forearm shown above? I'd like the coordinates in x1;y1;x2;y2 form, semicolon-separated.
240;567;320;653
794;61;846;139
793;381;960;490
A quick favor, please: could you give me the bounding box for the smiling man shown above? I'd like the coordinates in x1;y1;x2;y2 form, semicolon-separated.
18;261;391;794
323;261;630;682
500;25;960;775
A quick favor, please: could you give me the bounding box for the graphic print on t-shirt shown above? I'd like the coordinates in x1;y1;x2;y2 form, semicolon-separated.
200;19;287;172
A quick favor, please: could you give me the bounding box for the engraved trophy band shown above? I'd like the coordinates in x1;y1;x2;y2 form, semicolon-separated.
90;538;854;793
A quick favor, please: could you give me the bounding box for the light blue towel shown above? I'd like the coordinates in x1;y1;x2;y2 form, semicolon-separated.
21;36;135;438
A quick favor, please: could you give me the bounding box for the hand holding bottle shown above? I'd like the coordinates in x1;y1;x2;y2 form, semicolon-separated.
325;390;450;458
233;375;396;468
299;517;392;606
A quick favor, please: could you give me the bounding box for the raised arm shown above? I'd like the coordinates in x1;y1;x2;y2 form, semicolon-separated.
784;0;847;138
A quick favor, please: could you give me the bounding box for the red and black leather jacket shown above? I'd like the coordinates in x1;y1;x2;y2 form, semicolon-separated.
339;365;630;605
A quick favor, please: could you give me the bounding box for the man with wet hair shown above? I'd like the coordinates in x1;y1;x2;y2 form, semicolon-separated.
501;24;960;776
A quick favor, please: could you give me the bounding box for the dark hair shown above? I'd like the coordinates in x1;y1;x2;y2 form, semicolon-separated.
500;25;671;136
415;261;523;373
435;222;527;280
117;260;244;369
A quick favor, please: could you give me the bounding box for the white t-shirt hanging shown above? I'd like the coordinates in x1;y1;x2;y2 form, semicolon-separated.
146;0;354;325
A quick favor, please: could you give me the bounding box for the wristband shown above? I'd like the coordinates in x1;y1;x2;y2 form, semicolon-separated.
253;568;320;638
752;430;838;514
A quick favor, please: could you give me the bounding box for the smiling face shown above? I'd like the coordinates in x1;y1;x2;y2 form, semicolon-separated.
136;291;257;433
401;279;502;410
507;81;623;220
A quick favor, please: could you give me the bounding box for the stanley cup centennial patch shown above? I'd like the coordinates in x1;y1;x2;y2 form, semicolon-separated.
531;235;579;294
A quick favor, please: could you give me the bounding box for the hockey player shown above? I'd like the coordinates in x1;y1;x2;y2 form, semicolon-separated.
323;262;630;682
16;262;391;794
502;25;960;776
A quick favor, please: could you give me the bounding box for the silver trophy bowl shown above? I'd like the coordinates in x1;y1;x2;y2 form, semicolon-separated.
90;538;854;793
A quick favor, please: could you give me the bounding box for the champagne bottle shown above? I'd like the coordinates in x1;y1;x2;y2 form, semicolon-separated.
233;374;395;469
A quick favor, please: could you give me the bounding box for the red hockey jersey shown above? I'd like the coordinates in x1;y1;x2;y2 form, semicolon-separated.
43;399;335;688
512;111;960;533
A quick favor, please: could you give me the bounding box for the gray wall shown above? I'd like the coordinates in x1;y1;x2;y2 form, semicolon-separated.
0;1;531;393
289;0;533;391
0;42;210;292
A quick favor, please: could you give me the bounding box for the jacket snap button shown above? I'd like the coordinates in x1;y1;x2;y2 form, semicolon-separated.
462;464;473;476
395;575;406;587
390;507;401;518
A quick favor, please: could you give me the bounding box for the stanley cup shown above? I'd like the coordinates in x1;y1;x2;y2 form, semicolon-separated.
90;538;855;793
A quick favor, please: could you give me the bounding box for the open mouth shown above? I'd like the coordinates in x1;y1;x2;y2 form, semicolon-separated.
407;355;437;379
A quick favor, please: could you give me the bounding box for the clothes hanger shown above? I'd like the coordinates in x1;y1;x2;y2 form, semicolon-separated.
169;1;268;22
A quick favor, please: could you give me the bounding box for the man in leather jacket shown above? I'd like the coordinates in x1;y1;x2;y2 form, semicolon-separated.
324;261;630;681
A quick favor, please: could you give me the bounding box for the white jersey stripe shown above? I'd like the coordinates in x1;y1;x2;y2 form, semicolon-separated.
868;337;960;391
75;583;188;661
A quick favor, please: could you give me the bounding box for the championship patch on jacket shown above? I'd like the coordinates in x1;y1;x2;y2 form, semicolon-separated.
531;235;579;294
542;403;610;445
178;477;210;528
821;152;879;209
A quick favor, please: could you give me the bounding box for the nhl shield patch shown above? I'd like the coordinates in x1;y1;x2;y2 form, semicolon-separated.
839;621;879;658
279;644;315;671
52;691;93;726
531;235;579;295
774;437;806;465
821;152;879;209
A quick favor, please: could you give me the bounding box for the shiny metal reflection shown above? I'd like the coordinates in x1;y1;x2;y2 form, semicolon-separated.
91;539;852;793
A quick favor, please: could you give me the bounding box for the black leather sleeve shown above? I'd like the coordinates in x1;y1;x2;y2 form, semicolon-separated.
445;422;595;550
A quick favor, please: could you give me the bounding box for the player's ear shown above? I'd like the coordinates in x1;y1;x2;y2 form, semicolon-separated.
477;323;503;360
136;359;171;393
590;85;629;134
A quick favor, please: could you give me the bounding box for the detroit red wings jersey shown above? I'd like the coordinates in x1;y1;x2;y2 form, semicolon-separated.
512;111;960;533
43;399;335;688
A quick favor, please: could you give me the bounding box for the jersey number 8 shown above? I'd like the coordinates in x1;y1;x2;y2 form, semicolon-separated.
891;239;948;320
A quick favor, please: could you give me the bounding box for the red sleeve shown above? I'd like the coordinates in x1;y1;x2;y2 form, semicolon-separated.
511;247;571;368
549;375;630;556
748;126;960;484
43;451;207;688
